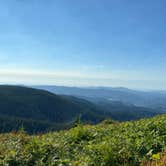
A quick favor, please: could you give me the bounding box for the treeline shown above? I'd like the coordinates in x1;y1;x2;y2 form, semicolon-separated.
0;115;72;134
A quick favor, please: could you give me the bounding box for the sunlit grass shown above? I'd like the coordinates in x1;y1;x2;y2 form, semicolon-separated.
0;115;166;165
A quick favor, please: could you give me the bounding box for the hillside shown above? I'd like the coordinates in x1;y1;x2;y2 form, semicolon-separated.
0;85;162;133
33;85;164;121
0;85;111;133
95;100;161;121
0;114;166;165
34;85;166;109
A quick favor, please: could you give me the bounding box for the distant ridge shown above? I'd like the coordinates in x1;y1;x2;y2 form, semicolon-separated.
33;85;166;109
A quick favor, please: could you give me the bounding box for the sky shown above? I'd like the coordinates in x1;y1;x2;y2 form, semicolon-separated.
0;0;166;89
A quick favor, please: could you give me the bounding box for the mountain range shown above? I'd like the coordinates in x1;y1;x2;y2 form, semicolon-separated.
0;85;164;133
33;85;166;110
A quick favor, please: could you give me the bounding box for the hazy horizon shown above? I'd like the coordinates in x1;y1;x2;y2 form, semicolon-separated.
1;83;166;92
1;1;166;89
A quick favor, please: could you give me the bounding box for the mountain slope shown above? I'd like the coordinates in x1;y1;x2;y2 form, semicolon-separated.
0;85;110;123
0;114;166;165
0;85;111;133
96;100;161;121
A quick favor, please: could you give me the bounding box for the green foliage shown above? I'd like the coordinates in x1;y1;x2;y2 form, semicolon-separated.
0;114;166;165
151;153;160;160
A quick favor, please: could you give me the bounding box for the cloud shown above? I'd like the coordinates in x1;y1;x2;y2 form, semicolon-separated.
0;68;165;89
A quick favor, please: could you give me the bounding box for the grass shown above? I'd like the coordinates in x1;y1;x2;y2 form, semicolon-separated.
0;114;166;165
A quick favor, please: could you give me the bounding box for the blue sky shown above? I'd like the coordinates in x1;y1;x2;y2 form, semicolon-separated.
0;0;166;89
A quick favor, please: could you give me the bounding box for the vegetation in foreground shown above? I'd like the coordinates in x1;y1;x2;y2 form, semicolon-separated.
0;115;166;166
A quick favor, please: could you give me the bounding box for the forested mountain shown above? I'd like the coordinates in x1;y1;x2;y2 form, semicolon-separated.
0;85;111;133
0;85;162;133
0;85;110;123
95;100;162;121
